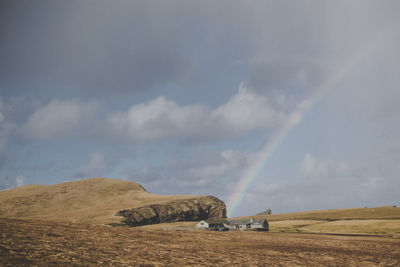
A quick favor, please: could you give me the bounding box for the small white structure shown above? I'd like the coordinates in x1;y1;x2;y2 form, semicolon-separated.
196;220;209;228
196;219;230;230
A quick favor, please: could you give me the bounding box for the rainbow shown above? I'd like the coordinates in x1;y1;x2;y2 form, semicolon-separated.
226;22;399;217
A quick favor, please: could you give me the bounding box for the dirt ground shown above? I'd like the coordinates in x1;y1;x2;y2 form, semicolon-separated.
1;218;399;266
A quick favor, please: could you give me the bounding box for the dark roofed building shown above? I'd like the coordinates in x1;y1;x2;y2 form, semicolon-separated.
229;218;269;231
196;218;268;231
196;219;230;230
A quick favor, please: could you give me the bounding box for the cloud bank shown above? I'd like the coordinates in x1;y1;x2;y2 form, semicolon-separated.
107;86;287;142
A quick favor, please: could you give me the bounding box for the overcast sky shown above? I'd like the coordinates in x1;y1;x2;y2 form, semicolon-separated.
1;1;399;216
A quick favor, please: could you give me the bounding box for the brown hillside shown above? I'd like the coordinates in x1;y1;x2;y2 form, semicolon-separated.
250;206;400;221
232;206;400;235
0;178;225;225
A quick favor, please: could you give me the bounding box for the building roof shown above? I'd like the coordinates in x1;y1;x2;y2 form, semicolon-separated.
201;219;230;225
251;219;268;225
229;218;267;225
228;219;250;225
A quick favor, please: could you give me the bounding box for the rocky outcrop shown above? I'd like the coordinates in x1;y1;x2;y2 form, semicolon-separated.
255;209;272;216
115;196;226;227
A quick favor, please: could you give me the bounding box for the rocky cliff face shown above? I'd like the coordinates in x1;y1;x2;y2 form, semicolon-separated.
115;196;226;227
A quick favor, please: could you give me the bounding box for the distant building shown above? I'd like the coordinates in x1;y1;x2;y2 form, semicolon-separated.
196;218;269;231
228;218;269;231
196;219;230;230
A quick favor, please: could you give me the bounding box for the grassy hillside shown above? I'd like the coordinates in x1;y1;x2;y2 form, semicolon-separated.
2;178;399;235
233;206;400;235
265;206;400;221
234;206;400;222
0;178;199;225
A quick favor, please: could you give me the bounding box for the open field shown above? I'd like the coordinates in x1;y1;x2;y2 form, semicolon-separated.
1;218;400;266
136;218;400;237
269;219;400;236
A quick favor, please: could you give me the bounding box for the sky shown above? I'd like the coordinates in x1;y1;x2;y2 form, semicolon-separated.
1;0;399;217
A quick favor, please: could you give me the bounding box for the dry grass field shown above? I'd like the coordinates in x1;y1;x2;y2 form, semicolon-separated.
263;206;400;221
1;178;400;265
0;178;199;225
1;218;400;266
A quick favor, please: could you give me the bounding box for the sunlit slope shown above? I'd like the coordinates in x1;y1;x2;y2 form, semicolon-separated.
263;206;400;221
234;206;400;235
0;178;199;225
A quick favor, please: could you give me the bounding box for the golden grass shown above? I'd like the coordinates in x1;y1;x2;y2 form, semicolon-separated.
300;219;400;235
0;177;200;225
269;220;325;233
268;219;400;235
136;218;400;236
262;206;400;221
139;221;198;230
2;218;400;266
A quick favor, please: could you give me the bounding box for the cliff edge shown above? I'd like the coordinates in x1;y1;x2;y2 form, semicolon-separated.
115;196;226;227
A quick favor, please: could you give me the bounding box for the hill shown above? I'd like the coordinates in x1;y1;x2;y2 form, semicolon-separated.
0;178;226;225
254;206;400;221
233;206;400;235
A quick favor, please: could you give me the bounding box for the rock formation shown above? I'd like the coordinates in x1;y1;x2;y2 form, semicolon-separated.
255;209;272;216
115;196;227;227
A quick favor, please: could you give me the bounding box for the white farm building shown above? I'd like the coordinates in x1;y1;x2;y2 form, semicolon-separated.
196;219;230;230
196;218;269;231
229;218;269;231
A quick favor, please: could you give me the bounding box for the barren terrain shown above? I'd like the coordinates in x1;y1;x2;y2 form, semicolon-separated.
1;218;399;266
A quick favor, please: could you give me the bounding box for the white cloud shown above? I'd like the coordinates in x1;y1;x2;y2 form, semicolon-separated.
107;96;210;141
22;99;98;139
300;153;348;178
0;112;4;124
211;84;287;133
76;153;107;178
107;85;288;142
16;86;293;144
